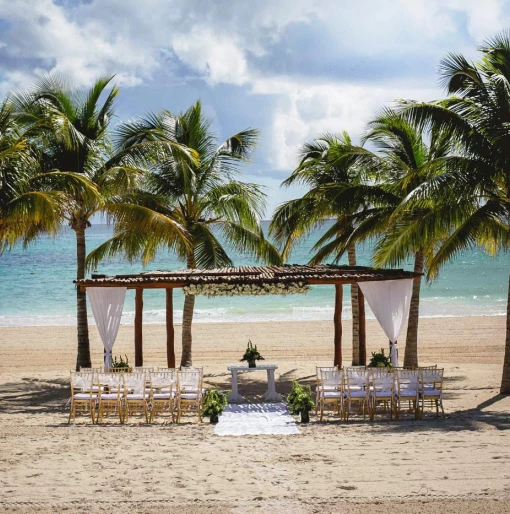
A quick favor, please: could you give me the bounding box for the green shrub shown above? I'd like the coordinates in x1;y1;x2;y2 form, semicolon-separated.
287;381;314;416
202;389;228;420
368;348;392;368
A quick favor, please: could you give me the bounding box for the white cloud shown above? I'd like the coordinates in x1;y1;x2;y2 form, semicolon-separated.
172;28;249;86
1;0;509;212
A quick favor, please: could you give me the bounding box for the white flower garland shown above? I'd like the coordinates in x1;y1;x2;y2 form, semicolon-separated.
182;281;311;297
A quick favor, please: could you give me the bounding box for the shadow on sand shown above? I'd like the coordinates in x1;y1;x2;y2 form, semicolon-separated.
1;371;509;432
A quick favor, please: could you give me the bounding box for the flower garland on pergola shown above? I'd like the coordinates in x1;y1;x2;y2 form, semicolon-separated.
182;281;311;297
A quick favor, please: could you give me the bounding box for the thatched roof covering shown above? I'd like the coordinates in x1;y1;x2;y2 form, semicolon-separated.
75;264;421;290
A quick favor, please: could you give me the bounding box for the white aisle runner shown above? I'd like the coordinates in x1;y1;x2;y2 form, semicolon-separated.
214;403;300;436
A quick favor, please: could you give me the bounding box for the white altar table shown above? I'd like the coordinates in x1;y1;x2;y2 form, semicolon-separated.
226;364;283;403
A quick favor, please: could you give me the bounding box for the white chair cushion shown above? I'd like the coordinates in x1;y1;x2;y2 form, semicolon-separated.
100;393;119;400
347;391;366;398
73;393;97;400
152;393;173;400
126;394;145;400
422;389;441;397
180;393;199;400
371;391;392;397
396;390;417;397
323;391;342;398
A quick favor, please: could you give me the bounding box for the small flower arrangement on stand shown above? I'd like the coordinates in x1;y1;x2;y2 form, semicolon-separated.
240;340;264;368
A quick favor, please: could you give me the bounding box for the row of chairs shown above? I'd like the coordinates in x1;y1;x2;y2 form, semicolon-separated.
69;369;204;424
316;366;445;422
80;366;178;373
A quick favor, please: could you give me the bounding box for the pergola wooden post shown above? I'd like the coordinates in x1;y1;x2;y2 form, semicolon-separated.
134;288;143;366
358;288;366;366
166;288;175;368
333;284;343;367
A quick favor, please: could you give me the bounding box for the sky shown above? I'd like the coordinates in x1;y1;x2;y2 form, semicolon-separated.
1;0;509;217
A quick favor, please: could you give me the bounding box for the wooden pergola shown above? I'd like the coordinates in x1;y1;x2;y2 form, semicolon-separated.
76;264;421;368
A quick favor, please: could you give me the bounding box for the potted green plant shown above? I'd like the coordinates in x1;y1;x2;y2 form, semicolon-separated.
111;354;132;371
202;388;228;423
287;381;315;423
368;348;392;368
240;340;264;368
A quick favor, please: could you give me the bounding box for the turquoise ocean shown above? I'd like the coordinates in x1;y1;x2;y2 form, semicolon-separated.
0;221;509;327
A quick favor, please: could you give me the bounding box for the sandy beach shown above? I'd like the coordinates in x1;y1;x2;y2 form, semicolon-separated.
1;316;510;513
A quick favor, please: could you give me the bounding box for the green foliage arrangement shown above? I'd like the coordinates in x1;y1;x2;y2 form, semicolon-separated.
287;381;315;423
202;388;228;423
368;348;392;368
240;340;264;367
111;354;132;371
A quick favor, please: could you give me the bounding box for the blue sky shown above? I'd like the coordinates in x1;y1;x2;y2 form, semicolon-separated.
1;0;509;216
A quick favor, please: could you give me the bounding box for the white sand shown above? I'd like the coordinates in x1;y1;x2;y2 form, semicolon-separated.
1;316;510;513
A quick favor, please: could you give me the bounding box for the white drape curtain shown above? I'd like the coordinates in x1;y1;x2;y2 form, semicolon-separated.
88;287;127;371
358;279;413;366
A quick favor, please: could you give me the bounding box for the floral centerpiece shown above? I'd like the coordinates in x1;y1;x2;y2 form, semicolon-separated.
240;340;264;368
183;281;310;297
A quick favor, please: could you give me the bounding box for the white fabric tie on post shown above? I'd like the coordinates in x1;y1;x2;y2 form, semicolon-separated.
358;279;413;366
88;287;127;371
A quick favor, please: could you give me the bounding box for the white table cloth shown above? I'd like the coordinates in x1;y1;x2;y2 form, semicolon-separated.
226;364;283;403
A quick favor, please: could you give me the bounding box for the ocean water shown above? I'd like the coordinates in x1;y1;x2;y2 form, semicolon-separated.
0;221;508;326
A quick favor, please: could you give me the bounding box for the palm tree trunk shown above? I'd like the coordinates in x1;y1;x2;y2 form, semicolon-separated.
500;274;510;394
404;248;424;368
75;224;91;370
347;244;360;365
180;252;196;367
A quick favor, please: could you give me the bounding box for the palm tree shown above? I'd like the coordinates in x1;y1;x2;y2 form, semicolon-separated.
359;109;455;368
0;99;61;250
270;133;376;365
87;101;281;366
397;32;510;390
0;98;97;253
12;75;183;370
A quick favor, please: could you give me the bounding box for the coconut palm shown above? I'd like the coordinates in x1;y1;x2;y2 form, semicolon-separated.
278;113;455;368
0;99;60;250
13;75;187;370
358;109;456;368
87;101;281;366
0;98;97;253
397;32;510;390
270;132;377;365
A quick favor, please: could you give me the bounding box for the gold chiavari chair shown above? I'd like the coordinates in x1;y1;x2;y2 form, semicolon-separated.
176;369;203;423
96;373;124;423
123;373;149;423
318;369;344;421
344;368;370;421
369;369;395;421
394;369;420;420
68;372;97;424
419;368;445;418
149;371;177;423
315;366;338;413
